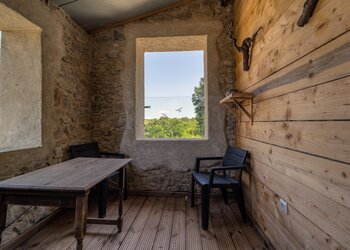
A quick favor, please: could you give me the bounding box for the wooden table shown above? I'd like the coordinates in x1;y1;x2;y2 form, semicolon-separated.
0;157;131;250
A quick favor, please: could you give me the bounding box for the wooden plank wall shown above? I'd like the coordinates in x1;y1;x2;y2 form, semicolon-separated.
233;0;350;249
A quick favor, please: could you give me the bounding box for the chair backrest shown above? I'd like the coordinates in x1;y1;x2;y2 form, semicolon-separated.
70;142;101;158
222;146;248;167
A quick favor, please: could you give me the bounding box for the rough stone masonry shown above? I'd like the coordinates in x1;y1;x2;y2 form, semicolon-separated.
91;0;235;193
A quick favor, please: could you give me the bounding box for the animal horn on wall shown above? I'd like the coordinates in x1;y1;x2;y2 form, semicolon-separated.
297;0;319;27
231;27;262;71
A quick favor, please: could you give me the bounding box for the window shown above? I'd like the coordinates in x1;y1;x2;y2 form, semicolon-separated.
136;36;208;140
0;4;42;152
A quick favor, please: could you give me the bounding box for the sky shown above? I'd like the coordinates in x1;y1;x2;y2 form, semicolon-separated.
144;50;204;119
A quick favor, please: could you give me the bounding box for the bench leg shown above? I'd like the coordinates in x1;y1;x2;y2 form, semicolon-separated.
201;185;210;230
119;168;128;200
191;176;195;207
117;167;125;232
0;195;7;245
74;195;88;250
98;180;108;218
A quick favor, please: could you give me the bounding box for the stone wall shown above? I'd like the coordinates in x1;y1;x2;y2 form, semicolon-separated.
91;0;234;192
0;0;92;244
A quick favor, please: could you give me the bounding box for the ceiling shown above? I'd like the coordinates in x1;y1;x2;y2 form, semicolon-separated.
52;0;182;31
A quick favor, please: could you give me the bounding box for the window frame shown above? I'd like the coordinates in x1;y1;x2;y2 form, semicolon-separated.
135;35;208;141
0;4;42;153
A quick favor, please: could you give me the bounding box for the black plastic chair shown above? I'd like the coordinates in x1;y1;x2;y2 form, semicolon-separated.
191;146;248;230
70;142;127;218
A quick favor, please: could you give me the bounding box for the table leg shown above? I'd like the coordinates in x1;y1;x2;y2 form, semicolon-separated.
0;195;7;245
117;167;125;232
74;194;88;250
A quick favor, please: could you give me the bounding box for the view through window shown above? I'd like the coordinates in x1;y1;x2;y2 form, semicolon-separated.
144;50;205;139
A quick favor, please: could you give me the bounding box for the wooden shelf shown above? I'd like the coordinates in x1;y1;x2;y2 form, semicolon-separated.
220;91;254;125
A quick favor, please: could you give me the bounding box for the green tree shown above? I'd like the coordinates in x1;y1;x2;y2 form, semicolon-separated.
192;78;205;136
145;117;200;139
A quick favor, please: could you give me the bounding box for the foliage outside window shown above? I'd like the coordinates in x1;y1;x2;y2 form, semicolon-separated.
135;35;208;140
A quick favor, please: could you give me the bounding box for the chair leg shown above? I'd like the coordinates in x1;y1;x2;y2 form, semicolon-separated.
191;176;195;207
201;185;210;230
220;187;228;204
234;184;248;222
98;180;108;218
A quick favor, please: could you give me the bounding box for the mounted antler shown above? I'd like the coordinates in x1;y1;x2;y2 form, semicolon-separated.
297;0;319;27
231;27;261;71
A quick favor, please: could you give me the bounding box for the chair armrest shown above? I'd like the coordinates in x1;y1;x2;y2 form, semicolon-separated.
210;166;245;172
100;152;126;158
195;156;223;172
209;165;245;186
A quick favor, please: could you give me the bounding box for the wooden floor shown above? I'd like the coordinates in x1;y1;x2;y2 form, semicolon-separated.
17;196;267;250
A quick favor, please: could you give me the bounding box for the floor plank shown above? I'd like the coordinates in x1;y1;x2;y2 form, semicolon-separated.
17;196;267;250
169;197;186;250
117;197;156;250
210;199;235;250
197;198;220;250
135;196;166;250
152;197;175;250
185;199;202;250
76;196;137;250
229;202;267;249
102;196;146;250
217;199;252;250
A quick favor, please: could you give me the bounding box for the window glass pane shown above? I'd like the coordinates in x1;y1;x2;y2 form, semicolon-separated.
144;50;205;139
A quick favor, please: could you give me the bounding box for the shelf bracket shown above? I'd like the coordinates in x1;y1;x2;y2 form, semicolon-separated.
220;91;254;125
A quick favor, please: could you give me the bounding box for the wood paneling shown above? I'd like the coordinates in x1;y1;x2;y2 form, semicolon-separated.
253;180;344;249
237;121;350;163
246;29;350;101
235;0;350;90
241;76;350;122
234;0;350;249
252;158;350;248
238;137;350;209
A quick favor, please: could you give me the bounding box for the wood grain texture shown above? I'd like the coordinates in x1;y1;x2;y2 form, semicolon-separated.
209;200;235;250
238;137;350;209
237;121;350;163
118;197;155;250
253;179;344;249
82;196;137;250
252;158;350;248
241;76;350;122
136;196;166;250
185;199;202;250
217;200;251;249
16;196;265;249
0;158;131;193
152;197;175;250
234;0;350;248
169;197;186;250
235;0;350;90
102;196;146;250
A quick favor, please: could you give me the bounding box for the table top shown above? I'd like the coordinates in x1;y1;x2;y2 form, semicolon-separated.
0;158;131;194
